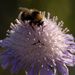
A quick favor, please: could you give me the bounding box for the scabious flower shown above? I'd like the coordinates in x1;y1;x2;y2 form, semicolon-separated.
0;8;75;75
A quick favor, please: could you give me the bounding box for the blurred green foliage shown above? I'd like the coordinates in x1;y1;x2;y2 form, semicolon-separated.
0;0;75;75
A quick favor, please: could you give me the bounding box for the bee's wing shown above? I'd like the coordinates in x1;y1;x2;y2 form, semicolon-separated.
19;7;30;12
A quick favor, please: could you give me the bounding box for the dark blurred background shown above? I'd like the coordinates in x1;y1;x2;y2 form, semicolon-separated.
0;0;75;75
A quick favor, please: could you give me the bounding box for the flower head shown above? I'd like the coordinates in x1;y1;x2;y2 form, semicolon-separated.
0;8;75;75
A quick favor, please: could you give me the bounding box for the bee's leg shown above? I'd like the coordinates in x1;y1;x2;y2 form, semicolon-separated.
29;21;32;25
37;21;44;27
29;21;35;30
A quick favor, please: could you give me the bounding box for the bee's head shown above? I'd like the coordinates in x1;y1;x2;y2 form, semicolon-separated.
18;11;31;21
18;7;31;21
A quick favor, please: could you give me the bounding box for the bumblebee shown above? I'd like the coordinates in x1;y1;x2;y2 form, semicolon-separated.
18;7;44;27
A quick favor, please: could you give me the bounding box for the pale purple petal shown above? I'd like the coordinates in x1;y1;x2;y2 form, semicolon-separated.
27;64;40;75
11;58;23;73
56;61;69;75
40;67;54;75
